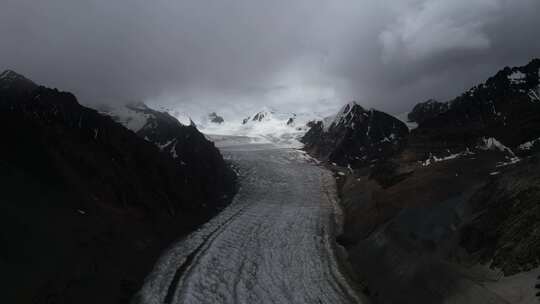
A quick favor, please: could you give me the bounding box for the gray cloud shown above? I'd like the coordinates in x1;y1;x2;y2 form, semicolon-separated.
379;0;499;63
1;0;539;117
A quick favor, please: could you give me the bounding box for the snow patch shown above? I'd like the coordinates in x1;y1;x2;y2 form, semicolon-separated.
0;70;24;81
476;137;516;157
476;137;521;166
171;144;179;159
171;112;192;126
158;139;176;151
518;137;540;150
421;149;474;167
528;87;540;102
322;115;337;132
508;71;526;84
395;112;418;130
496;156;521;168
102;105;153;132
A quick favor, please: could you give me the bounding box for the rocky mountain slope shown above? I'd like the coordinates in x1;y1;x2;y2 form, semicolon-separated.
303;59;540;304
102;103;236;207
0;71;236;304
411;58;540;158
302;101;409;168
407;98;448;125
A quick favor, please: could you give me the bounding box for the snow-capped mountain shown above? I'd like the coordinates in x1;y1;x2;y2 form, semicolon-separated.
1;70;36;90
302;101;409;167
190;107;323;146
240;107;313;131
101;103;236;196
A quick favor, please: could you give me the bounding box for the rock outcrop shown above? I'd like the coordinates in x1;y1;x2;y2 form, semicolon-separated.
407;99;448;124
208;112;224;124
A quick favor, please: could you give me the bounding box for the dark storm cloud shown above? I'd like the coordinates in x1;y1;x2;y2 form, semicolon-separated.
337;0;540;113
1;0;539;116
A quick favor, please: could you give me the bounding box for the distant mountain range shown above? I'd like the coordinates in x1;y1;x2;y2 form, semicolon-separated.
187;107;322;146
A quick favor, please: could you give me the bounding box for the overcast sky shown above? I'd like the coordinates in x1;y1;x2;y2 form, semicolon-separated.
2;0;540;118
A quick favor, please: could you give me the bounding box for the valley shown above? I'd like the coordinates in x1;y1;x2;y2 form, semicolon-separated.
134;143;366;304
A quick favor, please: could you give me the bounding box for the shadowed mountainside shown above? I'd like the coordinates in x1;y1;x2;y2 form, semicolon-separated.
303;59;540;304
0;70;236;304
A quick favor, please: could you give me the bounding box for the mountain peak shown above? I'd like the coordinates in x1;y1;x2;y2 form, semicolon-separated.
343;100;363;110
0;69;37;91
208;112;224;124
1;69;20;78
302;104;408;167
322;101;366;130
1;69;31;82
242;107;277;124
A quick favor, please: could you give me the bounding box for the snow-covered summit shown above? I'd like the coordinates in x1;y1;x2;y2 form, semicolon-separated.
242;107;275;124
1;70;13;79
302;101;409;167
0;70;25;81
319;101;365;131
193;107;323;147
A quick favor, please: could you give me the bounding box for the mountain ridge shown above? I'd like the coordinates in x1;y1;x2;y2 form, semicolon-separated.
302;58;540;304
0;70;236;304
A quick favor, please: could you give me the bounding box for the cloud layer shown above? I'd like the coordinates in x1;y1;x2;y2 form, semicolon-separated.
2;0;539;117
